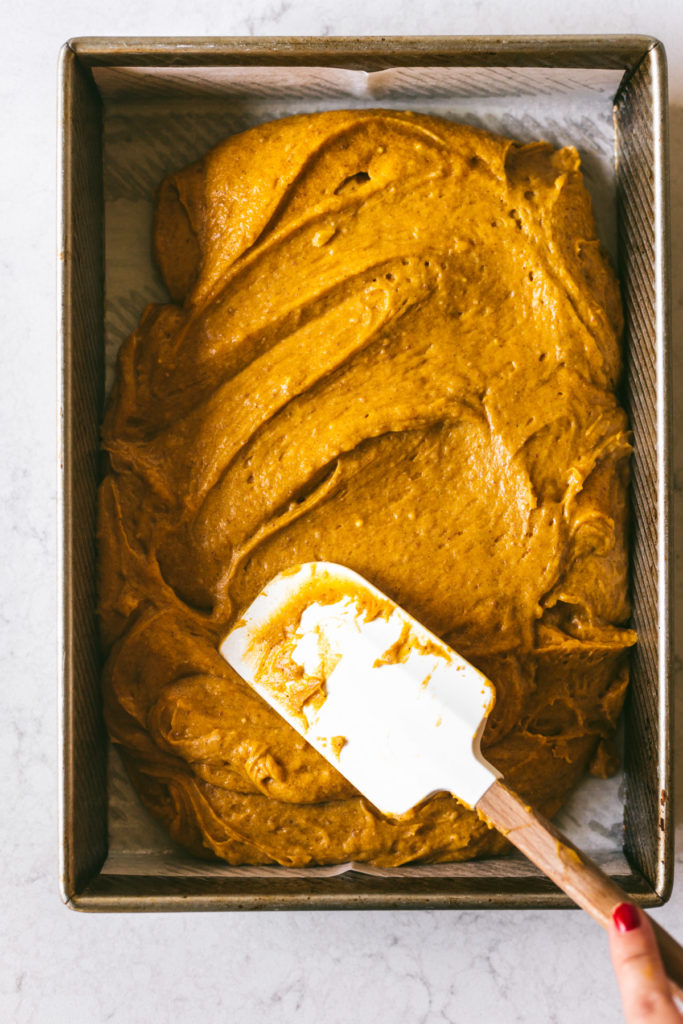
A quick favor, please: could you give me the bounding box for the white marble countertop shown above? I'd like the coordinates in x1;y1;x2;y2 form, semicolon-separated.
2;2;682;1022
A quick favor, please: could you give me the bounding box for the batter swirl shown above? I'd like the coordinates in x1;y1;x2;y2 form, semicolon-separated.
99;110;634;866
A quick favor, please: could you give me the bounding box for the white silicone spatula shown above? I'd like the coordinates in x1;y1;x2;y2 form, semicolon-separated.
220;561;683;990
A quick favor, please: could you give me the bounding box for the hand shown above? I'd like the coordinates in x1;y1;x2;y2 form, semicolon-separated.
610;903;683;1022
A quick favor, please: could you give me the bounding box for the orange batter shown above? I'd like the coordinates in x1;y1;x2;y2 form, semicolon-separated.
99;109;635;866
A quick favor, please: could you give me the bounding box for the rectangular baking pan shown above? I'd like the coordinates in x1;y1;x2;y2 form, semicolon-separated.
58;35;671;912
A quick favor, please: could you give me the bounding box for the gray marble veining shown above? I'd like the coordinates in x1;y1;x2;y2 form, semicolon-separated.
2;3;683;1022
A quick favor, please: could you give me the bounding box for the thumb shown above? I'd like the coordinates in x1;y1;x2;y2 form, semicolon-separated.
609;903;682;1022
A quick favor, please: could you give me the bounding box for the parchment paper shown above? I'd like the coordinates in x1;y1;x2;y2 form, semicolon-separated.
97;63;630;878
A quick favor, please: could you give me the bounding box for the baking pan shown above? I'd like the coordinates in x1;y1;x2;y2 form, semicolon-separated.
58;36;671;912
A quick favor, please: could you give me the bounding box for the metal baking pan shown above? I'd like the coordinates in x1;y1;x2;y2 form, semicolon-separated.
58;36;671;912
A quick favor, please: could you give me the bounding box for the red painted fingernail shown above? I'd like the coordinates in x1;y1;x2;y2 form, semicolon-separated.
613;903;641;933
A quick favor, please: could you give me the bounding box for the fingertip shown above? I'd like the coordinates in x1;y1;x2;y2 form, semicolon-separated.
609;902;661;983
608;904;681;1021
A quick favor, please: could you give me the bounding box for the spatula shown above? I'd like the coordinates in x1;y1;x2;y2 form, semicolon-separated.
220;561;683;990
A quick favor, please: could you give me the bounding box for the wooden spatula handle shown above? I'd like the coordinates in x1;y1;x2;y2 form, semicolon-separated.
477;780;683;996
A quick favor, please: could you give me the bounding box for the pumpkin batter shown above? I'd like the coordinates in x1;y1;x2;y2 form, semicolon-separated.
99;109;635;866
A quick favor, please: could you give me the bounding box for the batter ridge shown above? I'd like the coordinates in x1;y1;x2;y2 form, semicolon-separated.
99;109;635;866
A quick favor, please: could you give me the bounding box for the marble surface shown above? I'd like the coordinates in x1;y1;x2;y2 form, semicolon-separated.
1;2;682;1022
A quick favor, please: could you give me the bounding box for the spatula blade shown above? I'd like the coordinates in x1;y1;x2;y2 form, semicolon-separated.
220;562;499;816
